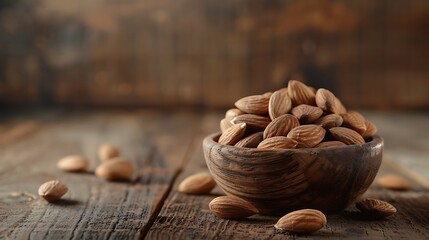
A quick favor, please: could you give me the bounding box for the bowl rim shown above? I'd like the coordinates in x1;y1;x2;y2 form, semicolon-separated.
204;132;383;153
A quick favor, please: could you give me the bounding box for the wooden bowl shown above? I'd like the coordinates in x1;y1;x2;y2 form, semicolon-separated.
203;133;383;215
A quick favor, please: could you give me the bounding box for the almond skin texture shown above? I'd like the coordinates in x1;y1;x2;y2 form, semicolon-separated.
258;136;298;150
287;125;326;148
220;118;234;133
291;104;323;124
356;198;397;218
225;108;245;119
38;180;68;202
314;114;343;129
95;157;134;181
262;91;273;98
231;114;271;132
218;123;247;145
341;111;367;134
362;120;378;139
316;141;347;148
288;80;316;106
377;175;411;190
315;88;347;114
329;127;365;145
98;143;121;162
235;95;269;115
275;209;327;233
209;196;259;219
263;114;300;139
268;90;292;120
235;132;264;148
178;172;216;194
57;155;89;172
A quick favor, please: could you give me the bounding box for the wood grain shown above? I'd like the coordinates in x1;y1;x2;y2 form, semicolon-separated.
0;110;199;239
1;110;429;239
147;130;429;239
1;1;429;109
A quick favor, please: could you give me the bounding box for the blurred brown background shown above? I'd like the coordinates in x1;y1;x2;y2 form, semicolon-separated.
1;0;428;110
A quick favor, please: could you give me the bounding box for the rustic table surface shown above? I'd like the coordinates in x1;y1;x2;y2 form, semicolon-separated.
0;109;428;239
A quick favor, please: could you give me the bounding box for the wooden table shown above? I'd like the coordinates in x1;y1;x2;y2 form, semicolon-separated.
1;109;428;239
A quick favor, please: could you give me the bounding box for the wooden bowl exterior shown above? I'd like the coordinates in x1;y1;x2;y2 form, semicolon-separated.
203;133;383;215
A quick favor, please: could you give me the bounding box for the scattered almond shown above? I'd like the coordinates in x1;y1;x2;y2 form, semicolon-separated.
377;175;411;190
258;136;298;149
57;155;89;172
341;111;367;134
178;172;216;194
287;125;326;148
235;95;269;115
38;180;68;202
288;80;316;106
263;114;299;139
314;114;343;129
275;209;327;233
231;114;271;132
291;104;323;124
98;143;121;162
316;141;347;148
315;88;347;114
95;157;134;181
218;123;247;145
329;127;365;145
235;132;264;148
356;198;397;218
209;196;259;219
268;90;292;120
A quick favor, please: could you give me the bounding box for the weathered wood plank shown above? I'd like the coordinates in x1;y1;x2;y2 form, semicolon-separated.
0;110;200;239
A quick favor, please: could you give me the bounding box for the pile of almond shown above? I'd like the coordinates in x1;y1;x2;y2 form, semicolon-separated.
219;80;377;149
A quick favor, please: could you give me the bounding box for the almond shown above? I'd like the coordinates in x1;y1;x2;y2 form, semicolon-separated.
262;91;273;98
263;114;300;139
315;88;347;114
218;123;247;145
288;80;316;106
377;175;411;190
235;95;269;115
314;114;343;129
209;196;259;219
235;132;264;148
341;111;367;134
291;104;323;124
57;155;89;172
287;125;326;148
316;141;347;148
275;209;327;233
362;120;378;139
220;118;233;132
329;127;365;145
38;180;68;202
95;157;134;181
356;198;397;218
225;108;245;119
268;90;292;120
231;114;271;132
178;172;216;194
98;143;121;162
258;136;298;149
